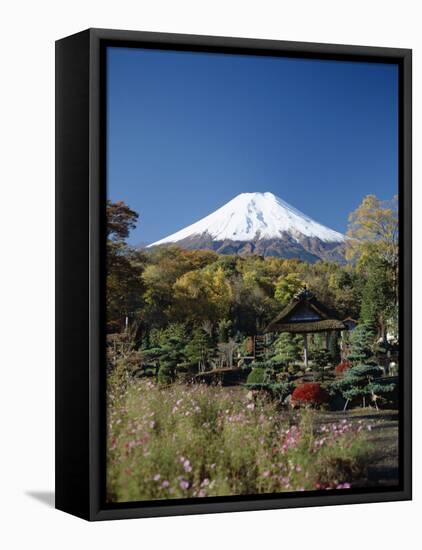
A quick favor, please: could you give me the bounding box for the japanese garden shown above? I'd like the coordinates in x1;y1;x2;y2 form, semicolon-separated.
106;194;399;503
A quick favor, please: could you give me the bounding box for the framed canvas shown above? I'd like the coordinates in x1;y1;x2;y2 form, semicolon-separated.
55;28;412;521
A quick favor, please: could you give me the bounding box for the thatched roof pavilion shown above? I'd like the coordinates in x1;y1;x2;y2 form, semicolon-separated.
266;289;346;334
265;289;346;367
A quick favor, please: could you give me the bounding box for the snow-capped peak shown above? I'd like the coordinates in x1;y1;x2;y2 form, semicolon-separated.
148;191;345;247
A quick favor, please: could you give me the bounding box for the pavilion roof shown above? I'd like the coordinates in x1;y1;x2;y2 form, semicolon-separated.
265;289;346;334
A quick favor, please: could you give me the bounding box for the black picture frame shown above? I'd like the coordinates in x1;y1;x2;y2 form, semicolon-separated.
55;28;412;521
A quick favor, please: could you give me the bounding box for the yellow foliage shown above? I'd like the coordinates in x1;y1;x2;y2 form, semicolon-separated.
346;194;398;270
274;273;304;306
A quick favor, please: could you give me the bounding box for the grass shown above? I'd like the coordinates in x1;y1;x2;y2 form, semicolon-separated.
106;379;375;503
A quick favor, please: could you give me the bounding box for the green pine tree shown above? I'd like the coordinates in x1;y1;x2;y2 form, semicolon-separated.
347;322;376;365
271;333;302;366
311;348;332;382
360;257;395;341
330;364;392;409
184;328;212;372
143;323;188;384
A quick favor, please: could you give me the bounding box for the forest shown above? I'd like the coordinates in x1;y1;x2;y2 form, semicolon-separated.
107;194;398;387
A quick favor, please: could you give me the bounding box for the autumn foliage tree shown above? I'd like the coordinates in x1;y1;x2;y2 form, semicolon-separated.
291;383;329;407
346;194;398;342
346;195;398;268
274;273;304;307
106;200;145;330
346;195;398;301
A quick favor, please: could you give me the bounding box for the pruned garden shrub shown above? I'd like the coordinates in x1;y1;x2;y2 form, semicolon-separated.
291;382;329;407
246;367;266;385
311;349;332;381
330;364;393;409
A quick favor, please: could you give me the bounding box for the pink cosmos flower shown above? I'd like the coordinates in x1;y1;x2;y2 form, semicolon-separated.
183;460;192;473
179;480;189;491
337;482;351;489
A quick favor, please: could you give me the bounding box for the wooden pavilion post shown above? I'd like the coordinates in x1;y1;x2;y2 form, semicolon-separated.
303;333;308;368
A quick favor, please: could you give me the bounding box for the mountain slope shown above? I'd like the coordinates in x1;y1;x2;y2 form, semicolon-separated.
147;192;346;263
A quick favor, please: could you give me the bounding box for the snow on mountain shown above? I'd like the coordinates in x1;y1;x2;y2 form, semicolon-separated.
148;192;345;247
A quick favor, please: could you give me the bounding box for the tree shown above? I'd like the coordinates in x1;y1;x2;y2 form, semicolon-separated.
327;267;363;320
346;195;398;265
271;333;302;366
173;269;215;323
209;266;233;320
142;248;216;327
274;273;304;307
246;359;294;402
359;256;395;341
184;328;212;372
311;348;332;382
347;322;376;365
173;263;234;326
346;195;398;346
143;323;187;383
107;200;139;241
332;321;396;408
346;195;398;306
231;269;276;336
106;201;144;330
330;364;393;409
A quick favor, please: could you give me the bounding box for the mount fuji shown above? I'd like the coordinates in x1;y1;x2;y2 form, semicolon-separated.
147;192;347;263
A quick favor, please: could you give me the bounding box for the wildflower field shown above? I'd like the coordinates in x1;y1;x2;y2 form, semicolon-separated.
107;380;374;503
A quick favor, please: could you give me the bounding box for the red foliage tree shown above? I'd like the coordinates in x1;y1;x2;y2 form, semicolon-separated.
335;360;352;377
291;383;328;406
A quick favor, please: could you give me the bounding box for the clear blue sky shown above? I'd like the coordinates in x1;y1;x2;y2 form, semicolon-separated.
106;47;398;245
